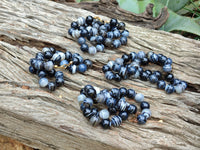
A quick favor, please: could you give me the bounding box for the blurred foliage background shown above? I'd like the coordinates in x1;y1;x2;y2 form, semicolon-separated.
76;0;200;40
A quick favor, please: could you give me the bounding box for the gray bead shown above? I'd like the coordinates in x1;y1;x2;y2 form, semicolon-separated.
39;77;48;87
121;30;129;37
83;98;93;108
117;97;127;111
110;116;122;127
90;115;101;126
130;62;140;68
105;71;114;80
141;109;151;119
77;17;85;26
34;60;44;70
104;38;112;47
93;22;100;29
90;36;96;45
52;53;61;63
44;61;54;71
107;31;114;39
112;39;121;48
119;66;127;78
107;60;115;69
99;109;110;119
95;93;105;103
86;26;92;32
132;70;140;78
42;47;50;53
134;59;141;65
175;84;184;94
135;93;144;103
163;64;172;72
72;29;80;38
90;27;98;36
99;29;107;37
113;29;120;38
147;51;153;60
137;51;146;59
96;44;104;52
78;37;86;45
70;65;77;74
77;94;86;105
88;46;97;55
115;58;124;65
57;52;65;61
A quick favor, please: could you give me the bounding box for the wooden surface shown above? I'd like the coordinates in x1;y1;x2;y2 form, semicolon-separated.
0;0;200;150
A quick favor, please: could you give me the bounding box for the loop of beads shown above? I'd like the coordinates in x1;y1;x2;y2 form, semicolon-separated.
29;47;92;91
78;85;151;129
102;51;187;94
68;16;129;55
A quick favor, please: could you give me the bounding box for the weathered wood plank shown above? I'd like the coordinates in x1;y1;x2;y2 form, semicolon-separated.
0;0;200;150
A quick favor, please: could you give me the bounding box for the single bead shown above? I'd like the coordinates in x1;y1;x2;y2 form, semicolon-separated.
29;66;36;74
39;77;48;87
60;60;69;66
110;18;118;27
119;66;127;79
86;16;93;25
80;29;88;37
127;66;137;76
38;70;46;78
149;74;158;84
164;58;173;65
150;53;159;63
121;30;129;37
117;22;125;30
113;29;120;38
96;44;104;52
138;67;143;73
44;51;53;59
174;84;185;94
119;87;127;97
110;88;120;99
92;22;100;29
145;70;152;77
140;71;149;81
86;88;96;99
55;77;64;87
126;104;137;114
35;53;44;61
105;71;115;80
163;64;172;72
165;73;174;82
68;65;77;74
71;21;78;29
48;82;56;91
84;85;93;91
90;36;96;45
78;63;87;73
96;36;104;44
121;54;130;63
47;69;56;77
130;52;137;62
104;38;112;47
44;61;54;71
77;17;85;26
112;39;121;48
72;29;81;38
80;43;89;52
127;89;136;98
85;108;98;119
112;63;121;72
171;78;181;86
48;47;56;54
158;55;167;65
83;108;92;118
165;84;175;94
157;80;166;89
83;59;92;69
133;70;140;79
110;115;122;127
114;73;121;82
137;51;146;59
29;58;37;67
90;28;98;36
141;57;149;65
57;52;65;61
135;93;144;103
180;81;187;90
34;60;44;70
78;37;86;45
52;53;61;65
153;71;162;80
99;29;107;37
115;58;124;65
68;28;74;36
89;115;101;126
102;65;110;73
117;97;127;111
101;119;111;129
107;31;114;39
80;103;86;111
137;114;147;124
95;93;105;104
88;46;97;55
108;107;117;115
77;94;86;105
141;108;151;119
42;47;51;53
119;111;128;120
83;98;93;108
99;109;110;119
140;101;150;110
104;23;111;30
79;26;85;31
55;71;63;78
147;51;154;60
65;51;72;61
102;91;111;100
106;98;117;108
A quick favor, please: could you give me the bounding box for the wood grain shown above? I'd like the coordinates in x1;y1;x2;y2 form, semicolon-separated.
0;0;200;150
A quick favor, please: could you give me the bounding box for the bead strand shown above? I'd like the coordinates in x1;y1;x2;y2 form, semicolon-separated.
102;51;187;94
68;16;129;55
78;85;151;129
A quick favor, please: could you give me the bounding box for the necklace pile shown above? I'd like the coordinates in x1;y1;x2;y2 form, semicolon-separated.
68;16;129;54
102;51;187;94
78;85;151;129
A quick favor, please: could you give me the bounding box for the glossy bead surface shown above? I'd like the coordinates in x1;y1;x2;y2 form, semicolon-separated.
29;66;36;74
39;77;48;87
86;16;93;25
137;51;146;59
83;108;92;118
44;61;54;71
110;18;118;27
127;104;137;114
68;65;77;74
86;88;96;99
141;57;149;65
65;51;72;60
71;21;78;29
141;108;151;119
165;84;175;94
117;22;125;30
165;58;173;65
44;51;53;59
127;89;136;98
140;101;150;110
165;73;174;82
110;88;120;99
83;98;93;108
88;46;97;55
175;84;184;94
117;97;127;111
121;30;129;37
157;80;166;89
163;64;172;72
55;77;64;87
150;53;158;63
77;94;86;105
115;58;124;65
48;82;56;91
99;109;110;119
114;74;121;82
38;70;46;78
77;17;85;26
119;87;127;97
113;29;120;38
135;93;144;103
149;74;158;83
96;44;104;52
106;98;117;107
112;39;121;48
140;71;149;81
104;38;112;47
78;63;87;73
102;65;110;73
83;59;92;68
119;111;128;120
153;71;162;80
158;55;167;65
137;114;147;124
110;116;122;127
127;66;137;76
55;71;63;78
105;71;114;80
112;63;121;72
90;115;101;126
78;37;86;45
34;60;44;70
101;119;110;129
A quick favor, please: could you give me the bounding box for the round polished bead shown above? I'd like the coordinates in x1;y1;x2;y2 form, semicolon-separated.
77;17;85;26
110;115;122;127
114;73;121;82
90;115;101;126
39;77;48;87
115;58;124;65
130;52;137;61
78;37;86;45
99;109;110;119
127;89;136;98
34;60;44;70
38;70;46;78
137;114;147;124
113;29;120;38
108;107;117;115
140;101;150;110
119;111;128;120
55;77;64;87
35;53;44;61
78;63;87;73
106;98;117;108
117;97;127;111
171;78;181;86
121;54;130;63
96;44;104;52
141;108;151;119
149;74;158;83
107;31;114;39
120;36;127;45
77;94;86;105
119;67;127;79
86;16;93;25
80;29;88;37
44;61;54;71
105;71;114;80
112;63;121;72
180;81;187;90
60;60;69;66
92;22;100;29
89;108;99;119
163;64;172;72
101;119;110;129
121;30;129;37
83;98;93;108
68;65;77;74
153;71;162;80
133;70;140;78
126;104;137;114
96;36;104;44
65;51;72;61
86;88;96;99
174;84;185;94
119;87;127;97
112;39;121;48
88;46;97;55
104;38;112;47
145;70;152;77
83;59;92;68
165;58;173;65
71;21;78;29
165;84;175;94
83;108;92;118
141;57;149;65
102;65;110;73
68;28;74;36
90;27;98;36
44;51;53;59
135;93;144;103
80;43;89;52
107;61;115;69
47;82;56;91
47;69;56;77
150;53;159;63
52;53;61;65
72;29;80;38
42;47;51;53
137;51;146;59
110;88;120;99
55;71;63;78
29;66;36;74
165;73;174;82
140;71;149;81
157;80;166;89
84;85;93;91
147;51;153;60
117;22;125;30
57;52;65;61
110;18;118;27
127;66;137;76
158;55;167;65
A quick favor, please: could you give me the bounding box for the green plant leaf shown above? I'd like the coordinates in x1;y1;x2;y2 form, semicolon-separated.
177;0;200;15
155;1;200;36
